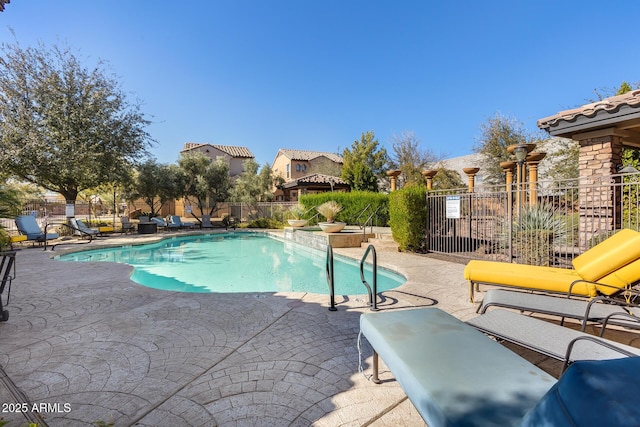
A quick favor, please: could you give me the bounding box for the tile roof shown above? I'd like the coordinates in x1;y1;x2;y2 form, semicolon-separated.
181;143;254;158
282;173;347;189
277;148;343;163
212;144;254;158
538;90;640;130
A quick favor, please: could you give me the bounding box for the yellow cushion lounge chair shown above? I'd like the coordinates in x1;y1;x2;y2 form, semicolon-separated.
464;228;640;302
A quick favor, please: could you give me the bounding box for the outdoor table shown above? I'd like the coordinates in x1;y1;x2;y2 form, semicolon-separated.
137;222;157;234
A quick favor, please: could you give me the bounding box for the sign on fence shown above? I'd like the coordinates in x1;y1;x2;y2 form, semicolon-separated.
445;196;461;219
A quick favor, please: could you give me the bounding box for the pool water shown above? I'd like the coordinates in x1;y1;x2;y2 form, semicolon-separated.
56;233;406;294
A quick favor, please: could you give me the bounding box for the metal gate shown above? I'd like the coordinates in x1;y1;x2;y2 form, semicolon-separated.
425;172;640;267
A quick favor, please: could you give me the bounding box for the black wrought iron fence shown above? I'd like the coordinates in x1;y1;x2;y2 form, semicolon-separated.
426;172;640;267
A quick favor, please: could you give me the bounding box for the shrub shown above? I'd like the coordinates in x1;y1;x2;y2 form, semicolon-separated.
388;186;427;252
239;218;284;229
300;191;389;225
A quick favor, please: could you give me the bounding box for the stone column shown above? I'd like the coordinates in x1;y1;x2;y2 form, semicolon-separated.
422;170;438;190
386;170;401;191
500;161;516;192
463;168;480;193
574;128;624;248
525;152;546;206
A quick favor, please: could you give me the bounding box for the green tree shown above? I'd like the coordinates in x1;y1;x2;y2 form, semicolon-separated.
473;113;545;185
0;184;21;250
389;131;439;187
544;138;579;182
231;159;276;203
0;40;152;203
127;160;184;217
231;160;279;220
179;152;230;218
591;80;638;101
342;131;389;191
432;167;464;190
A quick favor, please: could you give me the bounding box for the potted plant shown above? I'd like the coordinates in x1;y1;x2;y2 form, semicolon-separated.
287;205;308;227
316;200;346;233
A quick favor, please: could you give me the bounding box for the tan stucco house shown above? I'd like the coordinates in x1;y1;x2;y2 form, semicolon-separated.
181;143;254;177
271;148;347;201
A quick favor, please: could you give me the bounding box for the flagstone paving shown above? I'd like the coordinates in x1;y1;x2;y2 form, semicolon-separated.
0;231;638;426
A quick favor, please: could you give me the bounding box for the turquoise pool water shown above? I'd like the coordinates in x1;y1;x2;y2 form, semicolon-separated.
56;233;406;294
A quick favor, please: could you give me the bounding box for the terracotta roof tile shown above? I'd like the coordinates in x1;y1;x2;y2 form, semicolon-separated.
282;173;347;189
538;90;640;129
295;173;346;185
181;143;254;158
212;144;254;158
278;148;343;163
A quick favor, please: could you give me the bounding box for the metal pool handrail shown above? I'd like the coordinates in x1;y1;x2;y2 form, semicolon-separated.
360;244;379;311
326;244;337;311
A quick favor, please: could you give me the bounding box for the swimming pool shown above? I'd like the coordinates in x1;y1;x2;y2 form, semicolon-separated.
56;233;406;295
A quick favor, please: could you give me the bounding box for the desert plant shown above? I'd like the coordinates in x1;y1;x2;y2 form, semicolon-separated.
509;202;568;266
288;204;306;220
316;200;343;222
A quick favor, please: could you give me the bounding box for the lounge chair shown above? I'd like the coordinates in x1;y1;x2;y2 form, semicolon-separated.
466;308;640;369
69;218;100;239
150;217;168;231
478;288;640;335
15;215;59;243
200;214;214;229
359;307;640;426
120;216;135;233
167;215;195;229
0;251;15;321
464;228;640;302
520;357;640;427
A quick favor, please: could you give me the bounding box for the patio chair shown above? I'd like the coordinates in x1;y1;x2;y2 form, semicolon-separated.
167;215;195;229
200;214;214;229
466;308;640;370
478;288;640;336
464;228;640;302
15;215;60;243
520;357;640;427
0;251;15;321
69;218;100;239
120;216;135;233
359;307;640;426
150;216;168;231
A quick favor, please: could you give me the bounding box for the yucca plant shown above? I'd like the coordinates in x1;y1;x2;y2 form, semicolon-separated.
316;200;343;223
288;204;306;220
508;202;568;266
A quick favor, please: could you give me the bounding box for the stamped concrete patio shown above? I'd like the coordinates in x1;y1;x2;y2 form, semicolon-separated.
1;230;639;426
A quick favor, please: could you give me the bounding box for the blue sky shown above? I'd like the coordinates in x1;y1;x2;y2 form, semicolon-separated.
3;1;639;167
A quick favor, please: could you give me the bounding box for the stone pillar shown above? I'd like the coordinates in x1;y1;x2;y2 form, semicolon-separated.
463;168;480;193
422;170;438;190
574;128;624;247
526;152;546;206
500;161;516;192
386;170;401;191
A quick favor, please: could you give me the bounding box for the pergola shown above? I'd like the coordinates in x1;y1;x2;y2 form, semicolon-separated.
538;89;640;240
278;173;349;202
